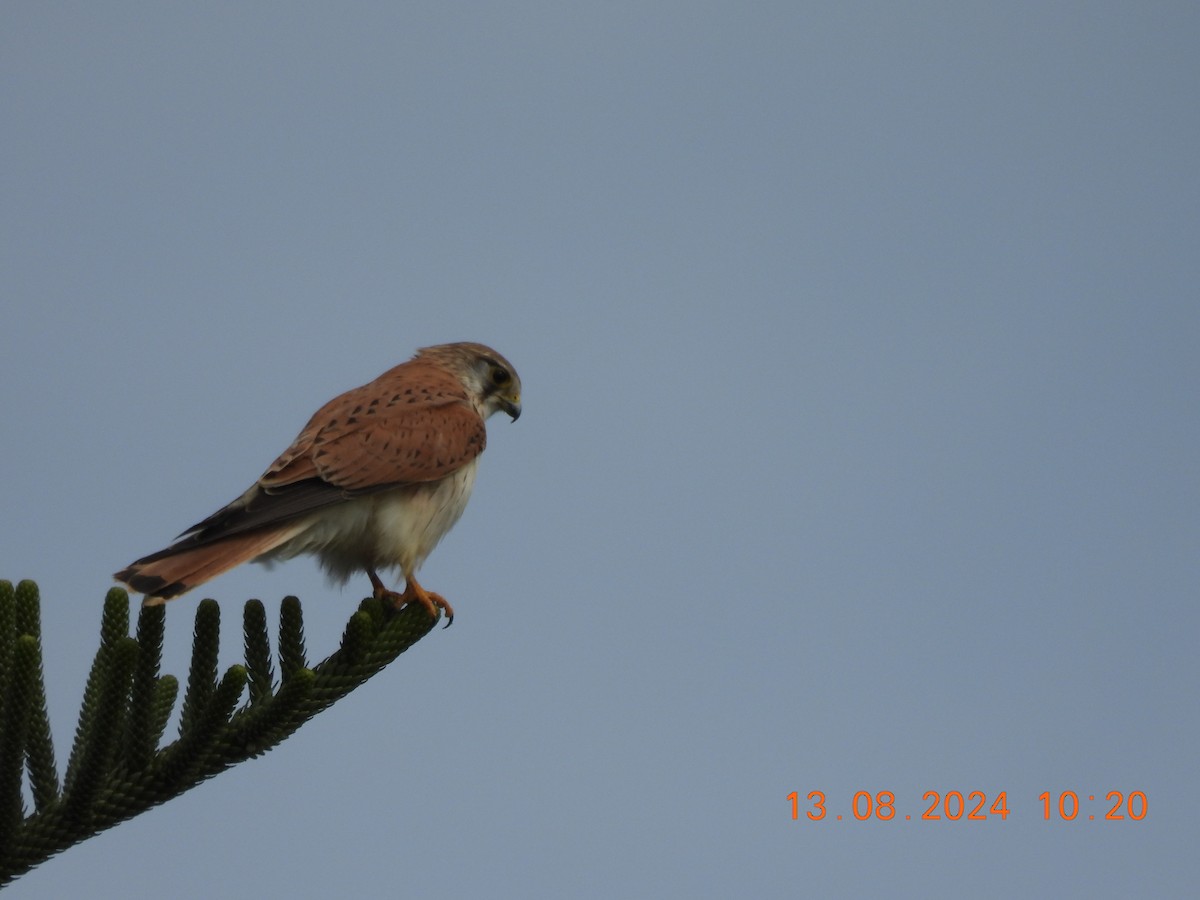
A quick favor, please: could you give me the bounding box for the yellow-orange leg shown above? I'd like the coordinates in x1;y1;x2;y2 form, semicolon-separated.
368;569;454;628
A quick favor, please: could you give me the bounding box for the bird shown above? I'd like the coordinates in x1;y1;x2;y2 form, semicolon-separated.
114;342;521;627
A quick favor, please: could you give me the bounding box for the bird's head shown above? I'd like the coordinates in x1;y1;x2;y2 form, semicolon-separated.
417;342;522;422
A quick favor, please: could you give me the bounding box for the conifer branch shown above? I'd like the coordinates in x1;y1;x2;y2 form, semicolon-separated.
0;579;436;887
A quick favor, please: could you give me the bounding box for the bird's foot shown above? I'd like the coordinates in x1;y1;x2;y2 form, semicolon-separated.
370;574;454;628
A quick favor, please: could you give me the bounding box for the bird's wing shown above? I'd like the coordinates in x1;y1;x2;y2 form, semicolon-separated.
177;360;486;543
263;360;487;491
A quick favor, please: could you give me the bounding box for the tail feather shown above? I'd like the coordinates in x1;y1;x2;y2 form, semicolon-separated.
115;524;306;604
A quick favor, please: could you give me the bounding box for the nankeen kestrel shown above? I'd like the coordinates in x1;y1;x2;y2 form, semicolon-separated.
115;342;521;626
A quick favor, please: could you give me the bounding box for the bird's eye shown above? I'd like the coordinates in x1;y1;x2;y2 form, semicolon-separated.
491;367;511;385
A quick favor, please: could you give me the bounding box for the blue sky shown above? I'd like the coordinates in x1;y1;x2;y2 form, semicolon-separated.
2;2;1197;897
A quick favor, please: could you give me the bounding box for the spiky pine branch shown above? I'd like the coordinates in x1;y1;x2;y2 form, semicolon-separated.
0;579;437;887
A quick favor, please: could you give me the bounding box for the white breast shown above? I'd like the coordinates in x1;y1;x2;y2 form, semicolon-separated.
260;459;479;585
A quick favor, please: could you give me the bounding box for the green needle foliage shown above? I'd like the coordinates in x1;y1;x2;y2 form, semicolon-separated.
0;579;437;887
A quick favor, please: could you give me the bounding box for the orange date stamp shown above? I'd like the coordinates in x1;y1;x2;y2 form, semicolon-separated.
788;790;1148;822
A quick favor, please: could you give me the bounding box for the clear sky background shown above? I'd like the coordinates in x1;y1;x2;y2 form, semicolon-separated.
3;2;1196;897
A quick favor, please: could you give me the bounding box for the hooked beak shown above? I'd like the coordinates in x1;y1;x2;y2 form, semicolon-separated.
500;395;521;421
